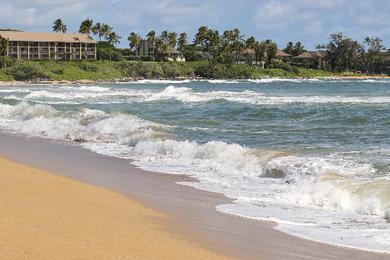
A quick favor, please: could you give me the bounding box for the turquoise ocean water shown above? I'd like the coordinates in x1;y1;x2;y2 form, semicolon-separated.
0;78;389;252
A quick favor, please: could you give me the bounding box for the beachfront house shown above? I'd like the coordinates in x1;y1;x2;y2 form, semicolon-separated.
167;49;185;62
233;49;291;67
138;39;155;60
0;31;97;60
136;39;185;62
293;51;328;69
275;49;291;60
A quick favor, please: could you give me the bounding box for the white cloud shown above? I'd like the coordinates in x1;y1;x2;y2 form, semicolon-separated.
1;0;390;49
0;0;96;31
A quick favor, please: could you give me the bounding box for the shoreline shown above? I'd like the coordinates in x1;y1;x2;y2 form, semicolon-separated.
0;155;225;259
1;75;390;85
0;132;387;259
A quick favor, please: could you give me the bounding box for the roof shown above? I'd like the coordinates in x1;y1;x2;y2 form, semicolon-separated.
276;49;290;57
242;48;255;54
195;51;213;60
294;52;315;59
169;49;183;55
294;51;328;59
0;31;96;44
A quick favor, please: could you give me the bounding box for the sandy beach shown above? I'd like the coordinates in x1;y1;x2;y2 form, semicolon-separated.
0;156;225;259
0;133;388;259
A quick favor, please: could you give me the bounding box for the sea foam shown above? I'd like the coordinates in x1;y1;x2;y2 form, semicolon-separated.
1;81;390;253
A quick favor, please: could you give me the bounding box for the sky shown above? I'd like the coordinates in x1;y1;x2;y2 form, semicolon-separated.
0;0;389;49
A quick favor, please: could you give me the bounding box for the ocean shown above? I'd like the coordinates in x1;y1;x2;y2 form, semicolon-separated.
0;78;389;252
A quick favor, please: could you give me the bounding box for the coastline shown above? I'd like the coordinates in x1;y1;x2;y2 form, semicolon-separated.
0;155;225;259
1;74;390;86
0;132;387;260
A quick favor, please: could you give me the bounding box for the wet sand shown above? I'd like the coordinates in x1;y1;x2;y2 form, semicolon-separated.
0;133;388;260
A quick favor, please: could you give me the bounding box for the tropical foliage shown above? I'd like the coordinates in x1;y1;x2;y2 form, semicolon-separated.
79;19;94;34
52;19;67;33
2;19;390;75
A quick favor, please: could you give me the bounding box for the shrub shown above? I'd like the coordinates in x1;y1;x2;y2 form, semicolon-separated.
271;60;299;74
97;42;123;61
78;62;100;72
194;63;256;79
0;57;15;69
52;68;64;75
9;62;50;81
138;62;163;78
161;62;194;78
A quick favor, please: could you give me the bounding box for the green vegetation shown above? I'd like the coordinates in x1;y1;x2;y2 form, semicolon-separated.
52;19;67;33
0;60;343;82
1;19;388;81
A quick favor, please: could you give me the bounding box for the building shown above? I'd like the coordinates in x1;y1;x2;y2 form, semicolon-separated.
293;51;328;69
138;39;185;62
0;31;97;60
233;49;291;67
275;49;291;60
166;49;185;62
139;39;155;59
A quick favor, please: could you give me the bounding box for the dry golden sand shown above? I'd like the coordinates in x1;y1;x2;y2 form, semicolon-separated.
0;157;227;259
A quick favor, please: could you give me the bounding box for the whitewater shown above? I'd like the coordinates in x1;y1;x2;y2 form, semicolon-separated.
0;78;390;253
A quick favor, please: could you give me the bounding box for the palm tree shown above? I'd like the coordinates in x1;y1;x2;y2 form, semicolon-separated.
79;19;93;34
178;32;188;52
0;35;9;55
167;31;177;58
147;30;156;60
128;32;142;60
92;22;103;41
101;24;113;42
107;32;121;46
245;36;256;49
0;36;10;68
155;31;177;61
168;32;177;47
52;19;67;33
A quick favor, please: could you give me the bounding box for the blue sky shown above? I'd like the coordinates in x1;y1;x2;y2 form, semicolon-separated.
1;0;389;49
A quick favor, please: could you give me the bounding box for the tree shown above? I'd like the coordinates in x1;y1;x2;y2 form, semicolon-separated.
245;36;257;49
101;24;113;41
167;32;177;49
154;31;177;61
222;28;244;52
52;19;67;33
321;33;362;71
147;30;157;60
194;26;221;63
362;37;385;74
107;32;121;46
178;32;188;52
265;40;278;67
79;19;93;34
284;41;305;56
293;42;305;56
128;32;142;60
0;35;10;69
252;40;278;69
0;35;9;57
194;26;221;53
284;42;294;55
92;23;103;41
97;42;123;61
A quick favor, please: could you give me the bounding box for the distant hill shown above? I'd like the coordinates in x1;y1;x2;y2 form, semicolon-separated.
0;29;22;32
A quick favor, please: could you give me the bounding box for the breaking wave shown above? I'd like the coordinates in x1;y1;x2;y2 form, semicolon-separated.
1;80;390;253
4;85;390;105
